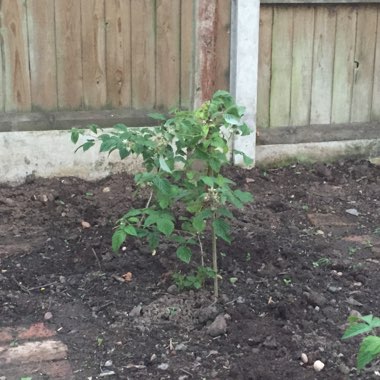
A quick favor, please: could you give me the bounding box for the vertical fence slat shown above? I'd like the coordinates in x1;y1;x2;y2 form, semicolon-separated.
0;10;4;112
257;6;273;129
270;7;293;127
331;6;356;124
180;0;194;109
156;0;180;109
214;0;231;92
55;0;83;109
372;9;380;121
290;6;314;126
131;0;155;109
351;6;377;123
27;0;57;110
105;0;131;109
310;7;336;125
81;0;107;109
2;0;31;112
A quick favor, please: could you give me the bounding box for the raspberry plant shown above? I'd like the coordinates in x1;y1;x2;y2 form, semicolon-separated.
71;91;253;298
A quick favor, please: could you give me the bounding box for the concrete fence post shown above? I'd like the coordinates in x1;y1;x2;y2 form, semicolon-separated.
230;0;260;167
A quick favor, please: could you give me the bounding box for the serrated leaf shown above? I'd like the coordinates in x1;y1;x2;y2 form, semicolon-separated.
88;124;98;134
125;209;143;217
176;246;192;264
71;128;80;144
234;189;253;204
342;323;372;339
148;112;166;121
224;113;242;126
201;176;214;187
112;229;127;252
212;219;231;243
157;218;174;236
357;336;380;369
159;155;172;173
192;215;206;233
124;225;138;236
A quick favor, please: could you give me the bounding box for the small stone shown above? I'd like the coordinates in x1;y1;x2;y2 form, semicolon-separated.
129;305;142;318
175;343;187;351
150;353;157;362
346;296;363;307
350;309;362;318
99;370;116;377
301;353;308;364
4;198;15;206
346;208;359;217
207;315;227;337
197;305;219;324
158;363;169;370
81;220;91;229
328;286;341;293
263;336;278;349
338;363;350;375
59;276;66;284
305;291;328;307
167;284;178;294
104;360;113;367
102;187;111;193
313;360;325;372
38;194;49;203
246;278;254;285
44;311;53;320
236;296;245;304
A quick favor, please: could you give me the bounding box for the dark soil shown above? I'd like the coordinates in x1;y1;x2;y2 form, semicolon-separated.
1;160;380;379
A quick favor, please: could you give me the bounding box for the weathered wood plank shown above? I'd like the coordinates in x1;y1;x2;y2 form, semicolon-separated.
0;109;159;132
2;0;31;111
81;0;107;109
257;122;380;145
372;9;380;121
257;6;273;129
214;0;231;91
310;7;336;125
26;0;57;110
130;0;155;109
290;6;314;126
180;0;194;109
331;6;357;124
105;0;132;109
156;0;181;109
270;7;293;127
55;0;83;109
351;6;377;122
262;0;380;3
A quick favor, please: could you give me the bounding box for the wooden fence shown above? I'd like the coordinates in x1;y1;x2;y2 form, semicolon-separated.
257;3;380;129
0;0;230;121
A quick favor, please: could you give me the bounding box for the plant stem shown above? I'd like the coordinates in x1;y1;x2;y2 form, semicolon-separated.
197;233;205;267
211;213;218;300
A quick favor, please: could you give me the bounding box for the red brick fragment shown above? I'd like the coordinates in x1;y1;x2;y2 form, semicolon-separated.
17;322;56;340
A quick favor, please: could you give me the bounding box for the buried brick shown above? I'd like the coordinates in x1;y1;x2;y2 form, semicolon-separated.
307;213;357;227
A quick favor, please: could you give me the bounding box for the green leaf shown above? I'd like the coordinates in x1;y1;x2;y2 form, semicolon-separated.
125;209;143;218
157;218;174;236
357;336;380;369
239;123;251;136
82;141;95;152
124;225;138;236
88;124;98;134
342;323;373;339
201;176;214;187
71;128;80;144
212;219;231;243
148;112;166;121
234;149;254;165
176;246;192;264
147;232;160;249
159;155;172;173
192;215;206;233
224;113;242;126
234;190;253;204
217;207;234;219
112;229;127;252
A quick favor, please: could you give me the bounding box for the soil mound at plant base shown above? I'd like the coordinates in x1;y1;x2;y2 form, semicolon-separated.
0;159;379;379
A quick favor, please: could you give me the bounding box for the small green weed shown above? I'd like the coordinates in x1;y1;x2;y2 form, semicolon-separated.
312;257;331;268
342;314;380;370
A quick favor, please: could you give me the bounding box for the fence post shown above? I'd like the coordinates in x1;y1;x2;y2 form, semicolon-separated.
230;0;260;167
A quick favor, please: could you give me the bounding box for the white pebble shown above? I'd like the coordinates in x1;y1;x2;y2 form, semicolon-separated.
301;353;308;364
44;311;53;320
104;360;113;367
158;363;169;370
313;360;325;372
